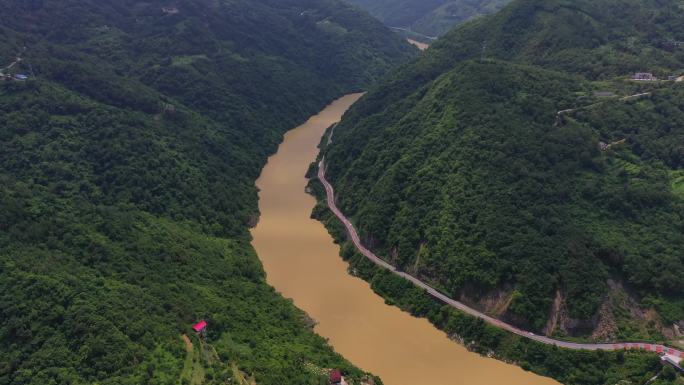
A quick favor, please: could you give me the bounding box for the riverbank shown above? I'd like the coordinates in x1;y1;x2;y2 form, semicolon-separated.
251;94;559;385
308;126;676;384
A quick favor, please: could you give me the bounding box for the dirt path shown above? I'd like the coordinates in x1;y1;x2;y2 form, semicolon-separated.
2;57;21;72
621;92;651;100
555;92;652;127
182;334;193;353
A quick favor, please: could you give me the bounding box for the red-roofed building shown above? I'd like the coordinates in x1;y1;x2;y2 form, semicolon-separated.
329;369;342;384
192;320;207;333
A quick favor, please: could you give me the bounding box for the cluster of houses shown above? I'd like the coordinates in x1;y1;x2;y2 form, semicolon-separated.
632;72;684;82
0;72;29;81
162;6;179;14
662;40;684;49
0;55;29;81
329;369;344;385
632;72;658;81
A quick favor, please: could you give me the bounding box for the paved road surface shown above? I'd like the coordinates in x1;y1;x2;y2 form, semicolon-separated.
317;159;683;365
388;26;437;41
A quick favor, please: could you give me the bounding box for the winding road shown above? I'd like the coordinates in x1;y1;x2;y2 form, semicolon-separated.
317;158;683;366
388;26;437;41
1;56;21;73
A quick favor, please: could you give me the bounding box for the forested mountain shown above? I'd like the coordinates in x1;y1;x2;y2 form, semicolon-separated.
324;0;684;341
0;0;414;384
344;0;510;37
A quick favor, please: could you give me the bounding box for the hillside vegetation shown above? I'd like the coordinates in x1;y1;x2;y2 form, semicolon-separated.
324;0;684;340
344;0;510;37
0;0;414;384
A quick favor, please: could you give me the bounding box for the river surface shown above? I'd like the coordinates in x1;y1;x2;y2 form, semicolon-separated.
251;94;559;385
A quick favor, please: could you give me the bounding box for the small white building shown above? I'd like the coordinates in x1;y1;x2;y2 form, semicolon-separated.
661;354;683;372
162;6;179;14
632;72;657;81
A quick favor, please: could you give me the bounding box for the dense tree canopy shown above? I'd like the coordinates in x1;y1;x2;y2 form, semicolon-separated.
0;0;414;384
325;0;684;336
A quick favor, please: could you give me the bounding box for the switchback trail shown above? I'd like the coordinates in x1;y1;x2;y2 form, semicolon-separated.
317;159;684;366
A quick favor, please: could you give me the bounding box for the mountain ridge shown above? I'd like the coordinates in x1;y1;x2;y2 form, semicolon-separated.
344;0;511;37
324;0;684;341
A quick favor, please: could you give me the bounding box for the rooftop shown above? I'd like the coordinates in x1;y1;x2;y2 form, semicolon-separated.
192;320;207;332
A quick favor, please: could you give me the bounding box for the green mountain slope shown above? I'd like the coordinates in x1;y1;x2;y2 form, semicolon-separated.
343;0;445;28
344;0;510;37
429;0;684;78
413;0;511;37
324;0;684;340
0;0;414;384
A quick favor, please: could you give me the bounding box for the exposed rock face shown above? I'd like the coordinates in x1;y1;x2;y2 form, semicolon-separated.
389;238;681;340
389;246;399;266
458;284;518;320
543;290;563;337
476;286;516;318
540;279;681;340
558;305;600;337
591;299;618;341
451;278;682;340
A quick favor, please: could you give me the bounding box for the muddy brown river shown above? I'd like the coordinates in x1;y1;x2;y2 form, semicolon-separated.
251;94;559;385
